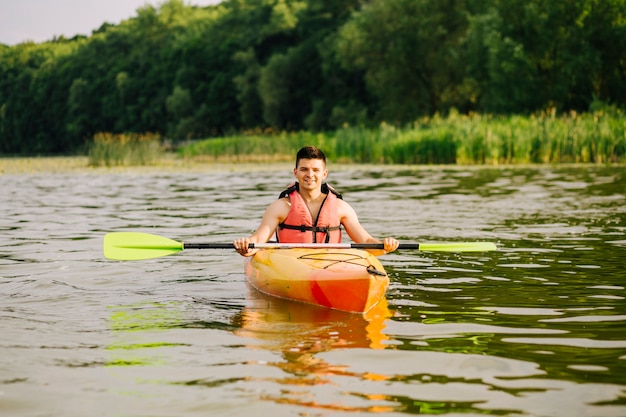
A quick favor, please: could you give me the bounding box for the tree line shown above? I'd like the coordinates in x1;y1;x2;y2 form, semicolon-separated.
1;0;625;155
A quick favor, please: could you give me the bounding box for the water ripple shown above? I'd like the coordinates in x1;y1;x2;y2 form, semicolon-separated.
1;164;625;417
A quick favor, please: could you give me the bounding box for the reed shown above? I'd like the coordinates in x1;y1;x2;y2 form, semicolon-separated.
178;110;626;165
178;130;334;162
88;132;164;167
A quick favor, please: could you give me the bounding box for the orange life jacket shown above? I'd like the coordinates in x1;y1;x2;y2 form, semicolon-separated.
276;182;343;243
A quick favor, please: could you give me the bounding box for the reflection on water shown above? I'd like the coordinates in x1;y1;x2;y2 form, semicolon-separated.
235;285;392;350
231;289;394;412
1;164;625;416
107;302;189;367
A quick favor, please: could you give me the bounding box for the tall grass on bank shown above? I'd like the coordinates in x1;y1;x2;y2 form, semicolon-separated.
180;111;625;165
448;110;626;164
88;132;163;166
178;130;334;163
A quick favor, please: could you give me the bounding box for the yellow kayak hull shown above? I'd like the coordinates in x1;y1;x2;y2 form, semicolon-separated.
244;248;389;313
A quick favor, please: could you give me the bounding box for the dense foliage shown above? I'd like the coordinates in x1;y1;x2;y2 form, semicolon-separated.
180;111;626;164
1;0;625;155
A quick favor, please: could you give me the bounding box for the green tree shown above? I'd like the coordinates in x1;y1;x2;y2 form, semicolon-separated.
336;0;471;122
2;0;626;155
465;0;626;113
233;48;264;128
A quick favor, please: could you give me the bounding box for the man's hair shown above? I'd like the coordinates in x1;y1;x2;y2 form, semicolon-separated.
295;146;326;167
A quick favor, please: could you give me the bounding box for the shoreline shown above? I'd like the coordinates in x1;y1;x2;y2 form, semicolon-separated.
1;155;623;175
0;155;293;175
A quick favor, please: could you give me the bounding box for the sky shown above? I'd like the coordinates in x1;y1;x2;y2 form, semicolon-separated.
0;0;222;46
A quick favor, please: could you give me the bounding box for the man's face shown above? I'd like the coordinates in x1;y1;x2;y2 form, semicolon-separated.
294;158;328;191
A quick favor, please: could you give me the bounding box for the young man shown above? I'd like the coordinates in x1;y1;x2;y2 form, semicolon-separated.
233;146;399;256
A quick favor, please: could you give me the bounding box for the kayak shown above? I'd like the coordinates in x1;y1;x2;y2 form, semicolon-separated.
244;248;389;313
244;248;388;313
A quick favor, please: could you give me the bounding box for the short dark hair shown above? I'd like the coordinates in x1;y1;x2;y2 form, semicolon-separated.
295;146;326;167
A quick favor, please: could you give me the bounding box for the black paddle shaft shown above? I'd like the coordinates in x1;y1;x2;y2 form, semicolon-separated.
184;243;235;249
183;242;421;250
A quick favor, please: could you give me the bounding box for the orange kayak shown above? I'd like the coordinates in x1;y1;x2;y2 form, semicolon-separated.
244;248;389;313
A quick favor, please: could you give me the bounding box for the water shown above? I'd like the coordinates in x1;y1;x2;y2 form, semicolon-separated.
1;163;625;417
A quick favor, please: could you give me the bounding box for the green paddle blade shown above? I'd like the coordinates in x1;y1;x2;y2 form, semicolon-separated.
103;232;184;260
418;242;497;252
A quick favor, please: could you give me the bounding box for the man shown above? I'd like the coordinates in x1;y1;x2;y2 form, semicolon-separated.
233;146;399;256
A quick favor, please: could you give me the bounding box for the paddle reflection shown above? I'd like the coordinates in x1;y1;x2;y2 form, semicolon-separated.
106;301;187;367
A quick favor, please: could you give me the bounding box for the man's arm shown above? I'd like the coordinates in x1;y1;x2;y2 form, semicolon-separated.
233;198;289;256
338;200;399;254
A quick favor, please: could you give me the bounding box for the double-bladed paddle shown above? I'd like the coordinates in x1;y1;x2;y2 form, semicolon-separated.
103;232;497;261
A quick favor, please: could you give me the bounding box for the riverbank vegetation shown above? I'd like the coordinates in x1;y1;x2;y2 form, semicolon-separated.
1;0;625;158
87;132;163;166
181;110;626;165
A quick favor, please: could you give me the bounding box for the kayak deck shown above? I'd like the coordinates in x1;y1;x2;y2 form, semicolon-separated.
244;248;389;313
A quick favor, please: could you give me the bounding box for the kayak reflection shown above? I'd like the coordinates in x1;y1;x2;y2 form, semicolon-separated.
236;284;392;351
233;286;396;411
235;284;392;379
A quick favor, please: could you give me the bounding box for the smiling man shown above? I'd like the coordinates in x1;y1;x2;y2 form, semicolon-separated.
233;146;399;256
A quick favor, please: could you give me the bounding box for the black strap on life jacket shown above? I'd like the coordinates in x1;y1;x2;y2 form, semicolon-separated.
277;182;343;243
278;182;343;200
277;224;342;243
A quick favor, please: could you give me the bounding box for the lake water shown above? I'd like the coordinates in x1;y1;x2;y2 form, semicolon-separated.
1;162;625;417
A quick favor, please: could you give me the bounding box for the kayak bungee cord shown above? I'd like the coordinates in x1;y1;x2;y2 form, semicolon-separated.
298;251;387;276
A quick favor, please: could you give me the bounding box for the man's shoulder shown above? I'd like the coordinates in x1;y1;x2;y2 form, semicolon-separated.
336;198;355;216
269;197;291;212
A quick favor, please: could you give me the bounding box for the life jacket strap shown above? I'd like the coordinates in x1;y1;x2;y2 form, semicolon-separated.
277;224;342;243
278;182;343;200
278;224;342;233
